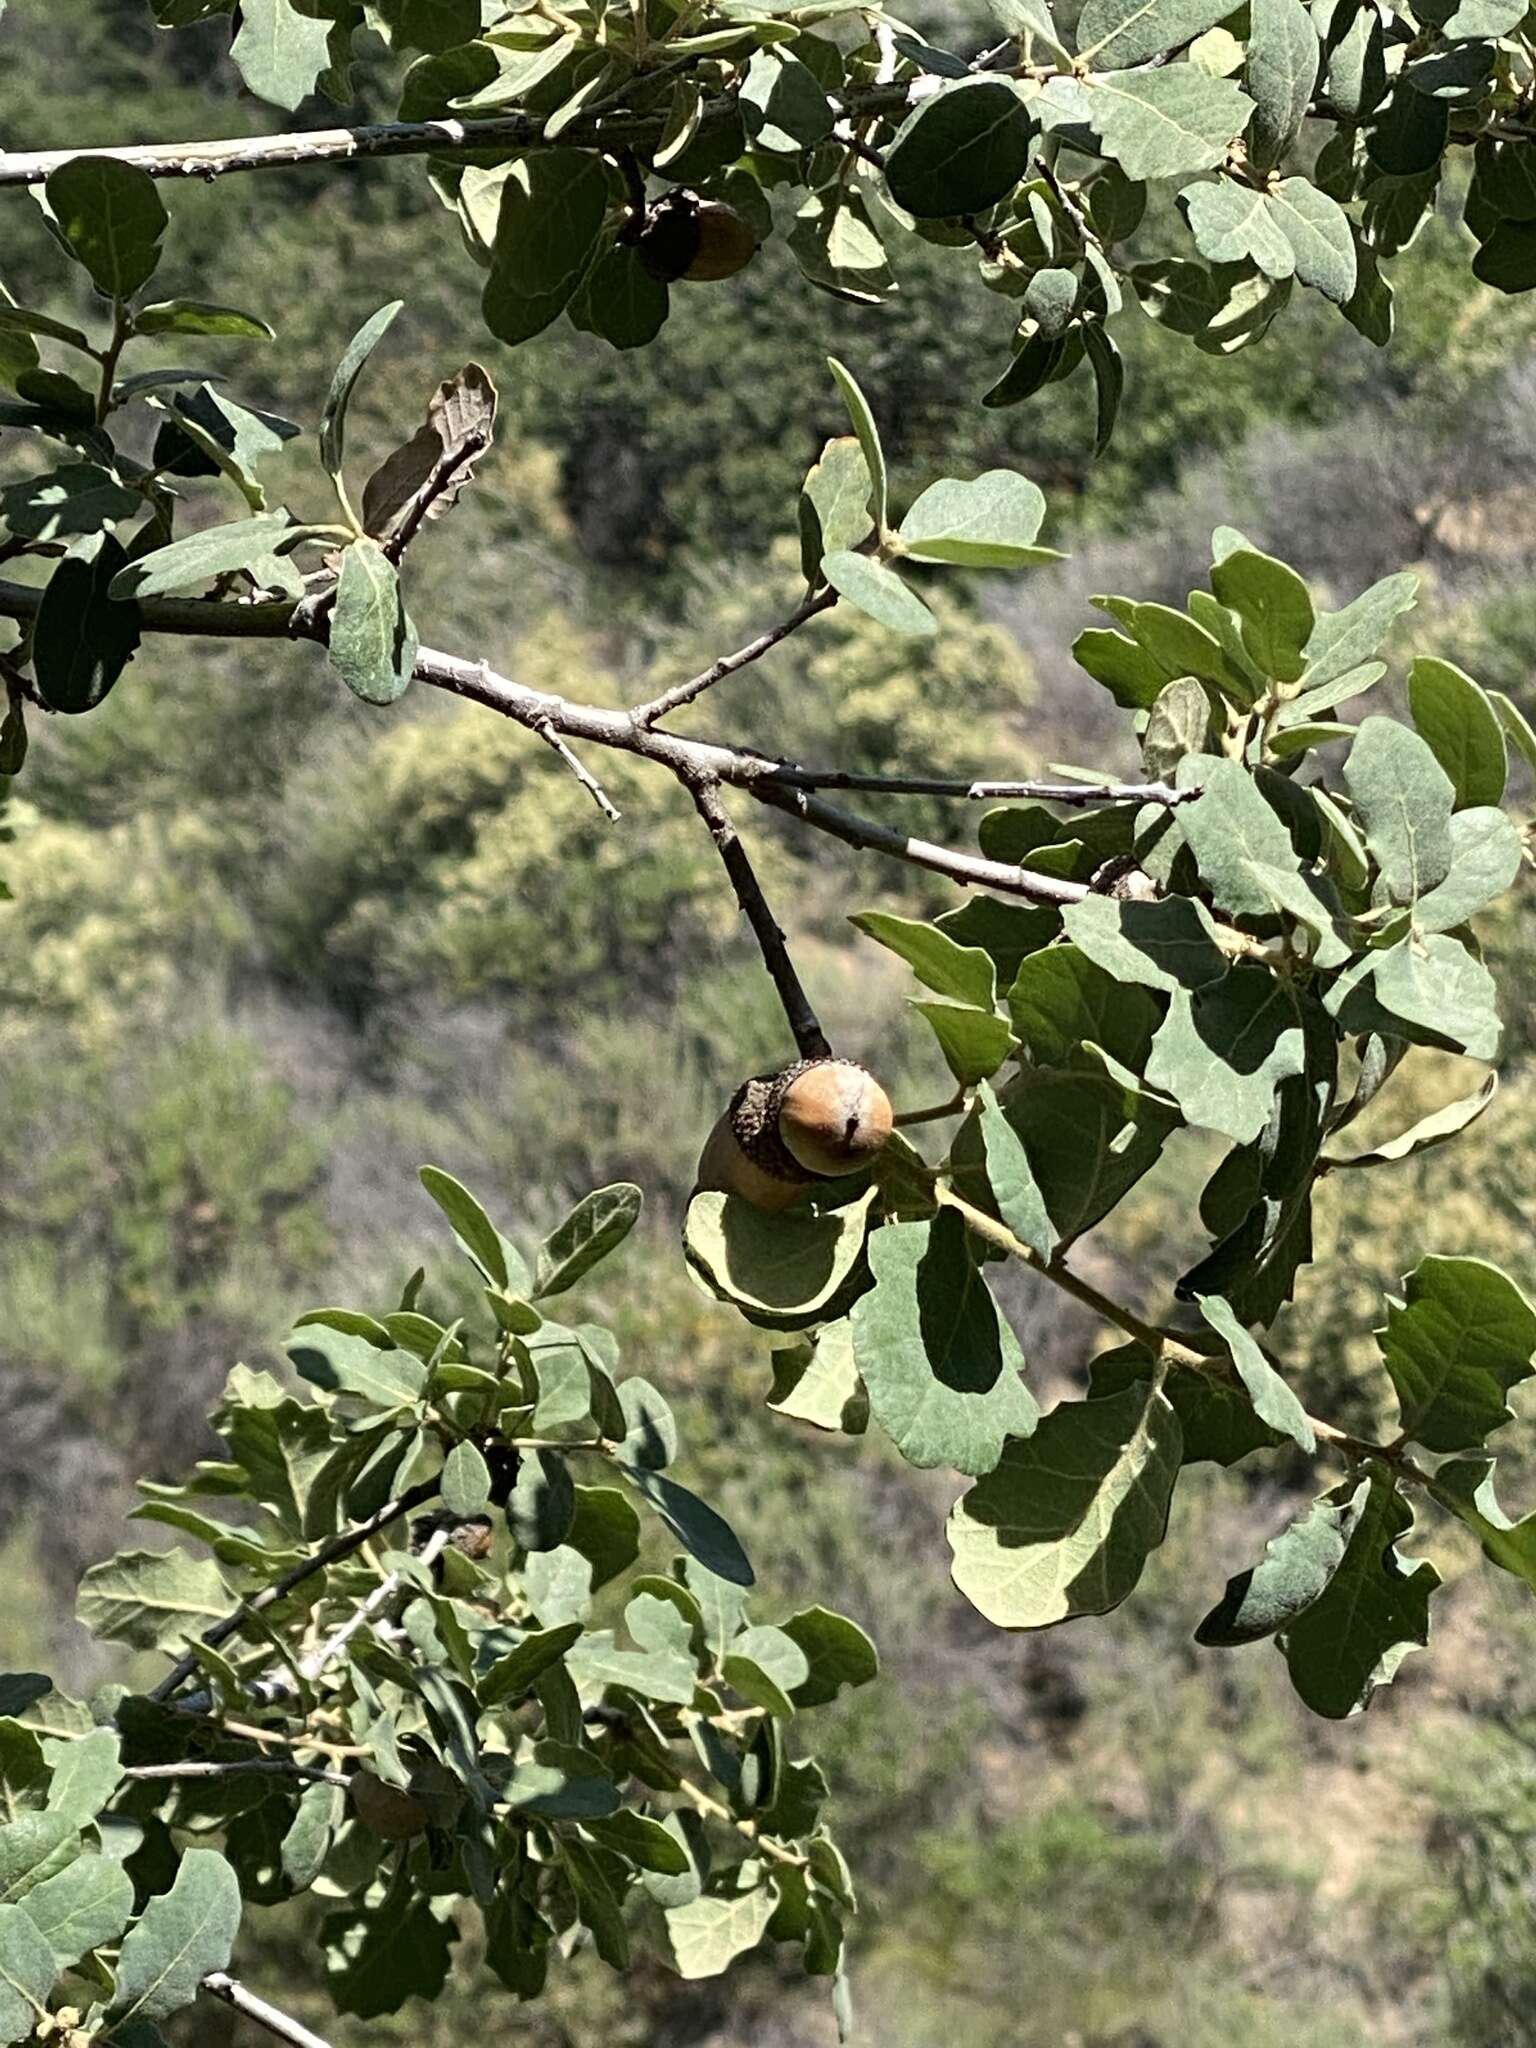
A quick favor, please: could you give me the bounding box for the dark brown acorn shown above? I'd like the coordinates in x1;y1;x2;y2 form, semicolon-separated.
637;192;759;284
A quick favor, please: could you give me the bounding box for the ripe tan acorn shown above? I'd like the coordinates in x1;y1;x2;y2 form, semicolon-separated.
695;1058;893;1210
775;1057;894;1178
636;192;759;284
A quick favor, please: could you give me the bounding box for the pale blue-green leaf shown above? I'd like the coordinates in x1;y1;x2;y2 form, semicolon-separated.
947;1376;1182;1626
826;357;887;530
109;1847;240;2024
1086;68;1253;181
1379;1254;1536;1452
109;515;295;600
1301;571;1418;688
1407;656;1508;809
897;470;1056;569
1412;805;1522;934
1146;969;1307;1143
327;538;418;707
1197;1295;1314;1449
1343;715;1455;902
822;550;935;634
19;1852;133;1969
850;1215;1037;1476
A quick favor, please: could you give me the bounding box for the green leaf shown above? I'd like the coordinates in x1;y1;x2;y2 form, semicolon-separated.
508;1448;576;1553
441;1440;491;1518
896;470;1057;569
33;532;140;713
19;1852;133;1969
319;300;401;481
0;1901;55;2048
1082;321;1124;456
739;47;834;154
1078;0;1240;70
937;899;1059;986
568;241;669;352
76;1549;229;1654
947;1375;1182;1627
850;1214;1038;1476
328;538;418;707
1378;1254;1536;1453
44;156;167;298
615;1377;677;1471
533;1184;642;1298
1073;625;1167;709
0;462;138;543
911;999;1019;1086
826;358;887;532
285;1327;425;1412
617;1466;754;1586
1279;1470;1438;1717
664;1879;777;1980
583;1810;691;1875
1182;178;1295;276
1301;571;1418;688
1086;68;1253;182
1472;220;1536;293
565;1485;641;1588
478;1622;583;1706
883;78;1035;218
230;0;344;109
1196;1481;1368;1645
768;1323;868;1435
42;1730;122;1827
821;551;935;635
1412;804;1523;934
1323;1070;1496;1169
418;1166;523;1291
1196;1295;1314;1449
1146;968;1308;1144
722;1624;810;1718
1265;179;1356;303
109;1847;241;2024
1246;0;1319;167
779;1607;879;1707
984;1070;1178;1245
683;1188;873;1330
1061;894;1228;993
483;153;610;347
1366;933;1501;1060
110;514;296;600
0;1816;76;1906
1007;940;1163;1067
1428;1458;1536;1592
162;385;294;511
802;436;874;569
1209;545;1314;682
133;299;274;339
976;1081;1055;1262
1407;656;1507;809
1176;757;1303;916
850;911;996;1007
1342;715;1457;903
1490;689;1536;777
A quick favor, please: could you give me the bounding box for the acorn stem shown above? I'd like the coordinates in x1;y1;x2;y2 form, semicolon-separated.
683;772;831;1062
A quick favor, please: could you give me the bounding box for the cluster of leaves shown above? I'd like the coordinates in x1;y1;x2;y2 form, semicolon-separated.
0;150;504;720
685;528;1536;1718
130;0;1536;441
0;1170;874;2041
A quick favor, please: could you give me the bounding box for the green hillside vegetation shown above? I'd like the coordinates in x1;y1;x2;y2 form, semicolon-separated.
3;5;1536;2044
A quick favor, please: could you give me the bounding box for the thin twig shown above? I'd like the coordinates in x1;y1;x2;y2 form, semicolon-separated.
0;576;1093;910
532;713;622;821
124;1758;349;1788
684;774;831;1061
628;586;837;729
200;1974;337;2048
378;427;494;566
148;1474;441;1704
756;769;1192;806
894;1088;967;1127
0;84;916;189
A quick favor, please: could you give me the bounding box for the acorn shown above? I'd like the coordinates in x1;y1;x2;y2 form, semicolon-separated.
636;192;759;284
695;1059;893;1211
774;1057;894;1179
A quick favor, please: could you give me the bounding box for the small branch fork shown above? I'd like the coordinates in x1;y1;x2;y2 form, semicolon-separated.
628;587;837;730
